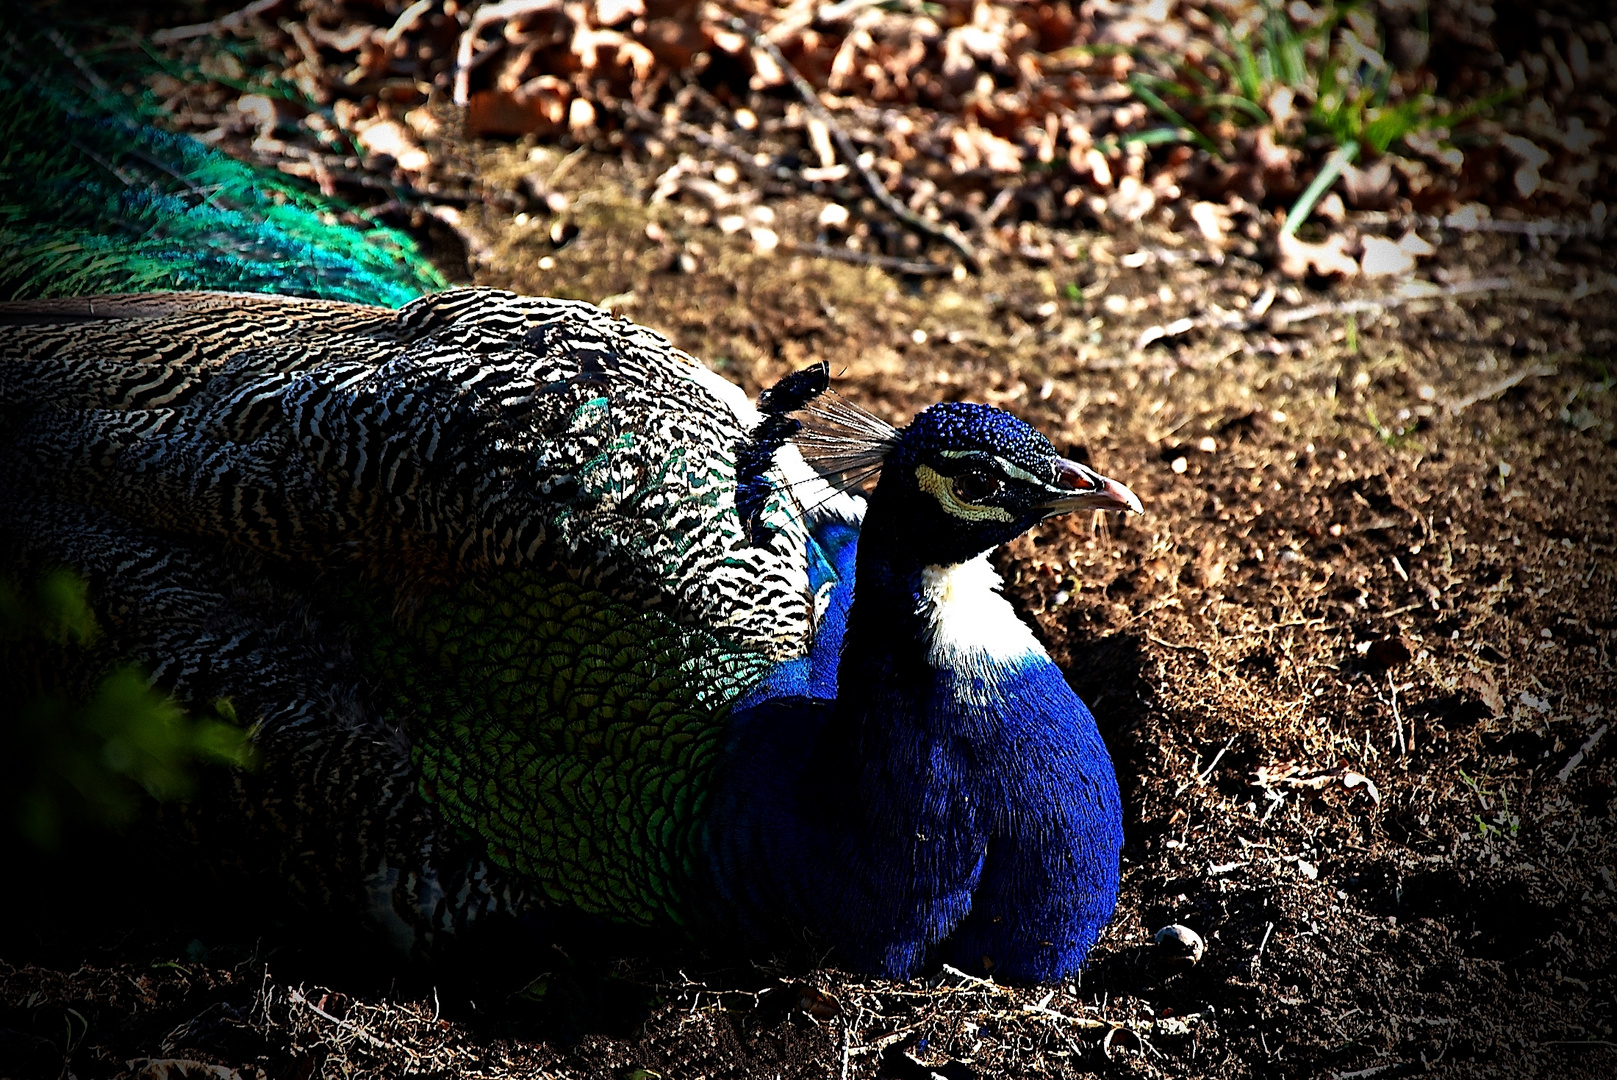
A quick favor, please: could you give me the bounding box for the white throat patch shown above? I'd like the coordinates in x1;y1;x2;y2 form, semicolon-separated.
917;555;1044;674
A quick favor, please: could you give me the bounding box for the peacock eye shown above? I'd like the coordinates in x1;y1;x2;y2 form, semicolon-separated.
954;470;1002;503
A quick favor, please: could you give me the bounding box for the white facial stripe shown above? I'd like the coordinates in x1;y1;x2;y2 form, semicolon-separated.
937;448;1050;488
918;555;1044;675
991;455;1048;487
915;464;1014;522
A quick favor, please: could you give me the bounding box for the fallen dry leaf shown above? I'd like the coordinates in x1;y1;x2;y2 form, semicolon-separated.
1189;201;1231;244
1278;229;1360;278
355;119;430;173
1360;234;1416;276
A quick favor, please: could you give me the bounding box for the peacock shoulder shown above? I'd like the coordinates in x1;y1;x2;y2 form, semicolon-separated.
1;287;852;660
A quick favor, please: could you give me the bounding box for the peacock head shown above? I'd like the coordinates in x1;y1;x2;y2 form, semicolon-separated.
870;401;1142;568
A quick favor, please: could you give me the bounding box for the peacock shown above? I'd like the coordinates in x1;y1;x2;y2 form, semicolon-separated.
0;37;1141;983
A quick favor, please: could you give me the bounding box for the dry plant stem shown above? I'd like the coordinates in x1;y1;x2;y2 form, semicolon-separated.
150;0;285;44
1267;277;1515;328
729;17;981;272
1444;364;1555;414
1419;214;1610;239
1557;724;1609;783
787;241;954;276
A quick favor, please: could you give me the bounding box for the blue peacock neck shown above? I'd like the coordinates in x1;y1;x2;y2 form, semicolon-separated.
709;501;1124;981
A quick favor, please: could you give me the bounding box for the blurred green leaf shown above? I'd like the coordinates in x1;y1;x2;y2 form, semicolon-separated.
2;571;256;848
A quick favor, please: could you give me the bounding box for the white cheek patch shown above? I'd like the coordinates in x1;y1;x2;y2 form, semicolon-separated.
917;555;1044;675
915;464;1013;523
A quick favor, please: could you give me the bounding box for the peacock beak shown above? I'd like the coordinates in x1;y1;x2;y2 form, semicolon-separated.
1039;457;1144;516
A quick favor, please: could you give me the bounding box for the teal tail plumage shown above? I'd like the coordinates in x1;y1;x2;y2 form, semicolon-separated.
0;37;444;305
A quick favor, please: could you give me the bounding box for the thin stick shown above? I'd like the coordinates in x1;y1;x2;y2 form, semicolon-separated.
1267;277;1517;328
151;0;285;44
729;17;980;271
1557;725;1608;783
1444;364;1555;415
1390;674;1406;757
787;241;955;276
1197;736;1236;783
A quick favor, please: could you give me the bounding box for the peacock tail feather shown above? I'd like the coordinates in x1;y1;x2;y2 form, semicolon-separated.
362;571;772;927
0;38;445;306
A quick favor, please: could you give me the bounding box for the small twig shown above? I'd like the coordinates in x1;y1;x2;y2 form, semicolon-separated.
1251;921;1275;977
1539;1040;1617;1049
1427;213;1609;239
383;0;436;45
1268;274;1609;330
1267;277;1512;328
150;0;285;44
1197;736;1236;784
1444;364;1555;415
1389;674;1407;757
939;963;1001;989
730;17;980;271
1557;725;1608;783
787;241;955;276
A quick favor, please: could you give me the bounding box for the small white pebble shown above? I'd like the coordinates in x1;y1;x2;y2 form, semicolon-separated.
537;256;555;270
734;107;758;131
713;163;739;185
717;214;746;235
514;212;530;226
1154;924;1206;966
818;202;849;228
1418;385;1437;401
750;227;779;254
911;328;928;345
1171;456;1188;474
1270;409;1287;423
1197;436;1217;453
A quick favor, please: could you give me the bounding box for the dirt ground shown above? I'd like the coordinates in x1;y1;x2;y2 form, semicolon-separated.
3;139;1614;1080
5;2;1617;1076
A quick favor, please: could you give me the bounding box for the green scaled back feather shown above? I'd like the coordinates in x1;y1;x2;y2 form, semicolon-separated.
0;42;445;306
361;572;772;926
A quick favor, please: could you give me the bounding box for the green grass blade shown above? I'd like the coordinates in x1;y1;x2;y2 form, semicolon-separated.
1283;139;1360;237
1127;76;1220;154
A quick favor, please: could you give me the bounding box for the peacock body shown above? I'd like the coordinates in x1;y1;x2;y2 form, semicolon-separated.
1;46;1138;982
